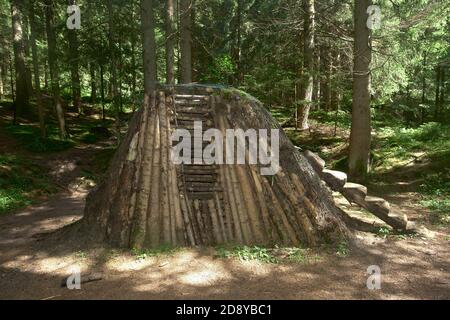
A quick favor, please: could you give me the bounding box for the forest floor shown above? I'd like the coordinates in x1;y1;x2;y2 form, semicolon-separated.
0;104;449;300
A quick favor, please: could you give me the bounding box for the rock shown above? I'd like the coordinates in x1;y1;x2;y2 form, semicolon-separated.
302;150;325;174
406;221;417;232
385;212;408;231
355;195;408;231
322;169;347;192
363;196;390;215
342;183;367;206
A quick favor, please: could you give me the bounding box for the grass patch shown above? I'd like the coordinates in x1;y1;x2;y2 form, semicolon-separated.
5;123;75;153
336;241;350;257
0;154;57;214
376;226;392;239
215;245;279;264
310;110;351;129
419;169;450;225
282;247;322;263
373;122;450;172
131;245;181;260
214;245;323;264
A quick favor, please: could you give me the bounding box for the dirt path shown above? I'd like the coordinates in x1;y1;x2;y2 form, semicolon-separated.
0;190;449;300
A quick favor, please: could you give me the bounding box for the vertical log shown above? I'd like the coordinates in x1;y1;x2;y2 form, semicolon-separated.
208;199;223;244
236;165;266;243
276;173;317;245
127;99;151;246
250;167;278;243
219;164;236;242
132;94;156;249
261;177;300;246
147;96;162;247
214;193;228;242
159;92;172;244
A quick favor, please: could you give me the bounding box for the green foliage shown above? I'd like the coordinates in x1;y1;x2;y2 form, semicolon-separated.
336;241;350;257
283;247;321;264
419;169;450;225
131;245;181;260
0;154;57;215
5;124;75;153
203;54;235;84
310;110;351;129
373;122;450;171
75;250;88;259
377;227;392;239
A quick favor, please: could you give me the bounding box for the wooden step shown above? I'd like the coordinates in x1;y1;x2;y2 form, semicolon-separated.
175;94;209;100
175;106;212;114
184;175;217;182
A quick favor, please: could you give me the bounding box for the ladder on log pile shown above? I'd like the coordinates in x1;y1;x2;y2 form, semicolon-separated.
171;94;227;245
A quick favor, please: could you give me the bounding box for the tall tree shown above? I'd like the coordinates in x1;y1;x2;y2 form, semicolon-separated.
0;61;3;99
22;10;33;97
421;50;427;122
180;0;192;83
296;0;315;130
232;0;243;86
107;0;120;138
10;0;30;115
89;62;96;103
29;0;45;139
141;0;157;93
67;0;81;114
348;0;372;181
165;0;176;84
434;65;441;119
44;0;67;138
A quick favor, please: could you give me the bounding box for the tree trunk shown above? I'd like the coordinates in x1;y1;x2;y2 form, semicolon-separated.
180;0;192;84
8;51;17;124
29;0;45;139
44;0;67;139
0;59;7;99
348;0;372;181
165;0;176;84
131;35;137;111
107;0;120;140
434;65;441;120
421;51;427;123
67;0;82;114
9;52;15;102
10;0;30;116
130;2;138;111
22;12;33;98
100;63;105;121
331;51;341;112
141;0;157;94
439;68;446;115
296;0;315;130
319;43;332;112
44;60;49;90
0;62;3;100
90;63;97;103
233;0;243;86
312;44;320;103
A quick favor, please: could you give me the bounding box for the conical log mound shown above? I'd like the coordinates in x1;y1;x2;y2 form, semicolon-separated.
82;85;350;249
